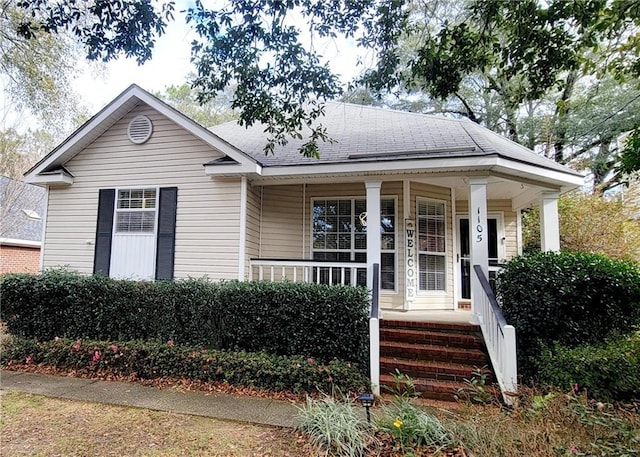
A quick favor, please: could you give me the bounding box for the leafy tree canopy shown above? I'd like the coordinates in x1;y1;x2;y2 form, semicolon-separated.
12;0;640;172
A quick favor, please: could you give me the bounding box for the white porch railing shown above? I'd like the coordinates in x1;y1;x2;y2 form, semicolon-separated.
249;259;367;286
473;265;517;404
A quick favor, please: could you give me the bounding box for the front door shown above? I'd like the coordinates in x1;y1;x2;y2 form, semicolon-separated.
458;214;503;300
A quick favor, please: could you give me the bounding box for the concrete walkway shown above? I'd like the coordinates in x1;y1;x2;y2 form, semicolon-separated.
0;370;301;428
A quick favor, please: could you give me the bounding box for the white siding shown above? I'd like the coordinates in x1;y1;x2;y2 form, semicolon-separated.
43;103;241;280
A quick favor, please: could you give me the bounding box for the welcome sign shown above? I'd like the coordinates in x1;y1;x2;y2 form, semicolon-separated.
405;219;416;306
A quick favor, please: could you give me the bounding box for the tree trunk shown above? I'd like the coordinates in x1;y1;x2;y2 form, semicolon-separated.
553;70;578;163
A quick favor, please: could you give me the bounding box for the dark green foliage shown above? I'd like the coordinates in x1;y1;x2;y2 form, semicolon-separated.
0;270;369;364
0;337;368;394
537;333;640;402
497;251;640;380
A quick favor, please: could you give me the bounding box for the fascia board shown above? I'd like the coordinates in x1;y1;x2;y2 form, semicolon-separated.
25;173;74;186
493;157;585;189
0;238;42;248
259;156;500;177
204;162;262;175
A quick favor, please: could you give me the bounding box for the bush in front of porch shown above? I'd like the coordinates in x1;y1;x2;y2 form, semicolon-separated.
497;251;640;399
0;270;370;365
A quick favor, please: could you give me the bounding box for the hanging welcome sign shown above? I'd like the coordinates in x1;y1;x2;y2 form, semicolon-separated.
405;219;416;306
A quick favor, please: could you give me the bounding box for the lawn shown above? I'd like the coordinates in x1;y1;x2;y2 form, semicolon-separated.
0;391;306;457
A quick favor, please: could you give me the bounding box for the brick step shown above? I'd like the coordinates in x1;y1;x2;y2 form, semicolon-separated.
380;357;493;383
379;374;498;402
380;327;483;349
380;341;489;365
381;319;481;334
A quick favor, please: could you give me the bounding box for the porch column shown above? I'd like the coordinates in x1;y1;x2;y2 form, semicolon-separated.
468;177;488;325
365;180;382;396
365;181;382;295
540;192;560;252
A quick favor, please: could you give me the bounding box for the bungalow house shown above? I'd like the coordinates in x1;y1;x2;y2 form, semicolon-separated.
24;85;583;399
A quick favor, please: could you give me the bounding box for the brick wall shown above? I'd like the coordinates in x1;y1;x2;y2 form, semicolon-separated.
0;245;41;274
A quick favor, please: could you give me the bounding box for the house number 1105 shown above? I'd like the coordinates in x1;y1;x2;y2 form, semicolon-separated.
476;207;483;242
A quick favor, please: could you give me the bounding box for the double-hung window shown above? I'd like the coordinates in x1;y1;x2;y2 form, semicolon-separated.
115;188;157;233
417;198;446;291
312;197;396;290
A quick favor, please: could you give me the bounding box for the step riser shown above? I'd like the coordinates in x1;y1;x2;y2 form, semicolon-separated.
380;344;488;365
379;320;495;402
380;329;483;349
380;362;493;384
381;320;481;333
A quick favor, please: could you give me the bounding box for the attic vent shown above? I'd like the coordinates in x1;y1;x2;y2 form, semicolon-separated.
127;115;153;144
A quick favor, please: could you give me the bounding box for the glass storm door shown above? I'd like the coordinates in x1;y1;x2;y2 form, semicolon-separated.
459;216;501;300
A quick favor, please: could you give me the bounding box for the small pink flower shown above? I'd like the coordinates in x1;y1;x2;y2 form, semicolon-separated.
109;345;118;352
573;383;579;392
327;376;333;383
92;351;101;362
569;446;579;453
72;339;81;351
307;357;315;364
167;339;174;346
596;402;605;410
54;337;60;342
201;349;207;354
25;356;32;364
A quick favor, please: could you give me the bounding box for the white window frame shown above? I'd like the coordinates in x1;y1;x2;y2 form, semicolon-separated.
310;195;397;292
113;186;159;236
416;197;447;294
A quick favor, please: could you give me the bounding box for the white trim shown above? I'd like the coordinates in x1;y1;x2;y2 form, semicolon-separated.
516;209;523;256
366;181;382;300
257;156;583;190
27;173;74;186
302;183;306;259
451;187;458;309
40;186;49;271
415;196;448;294
238;176;248;280
0;238;42;248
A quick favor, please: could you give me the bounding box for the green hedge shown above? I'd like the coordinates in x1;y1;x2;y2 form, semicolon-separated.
0;270;370;364
537;332;640;401
0;337;369;394
496;251;640;380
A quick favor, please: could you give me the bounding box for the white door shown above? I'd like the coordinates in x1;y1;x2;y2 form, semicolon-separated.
110;188;158;280
457;214;504;301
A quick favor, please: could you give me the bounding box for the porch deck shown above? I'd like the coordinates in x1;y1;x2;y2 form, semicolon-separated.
381;310;473;324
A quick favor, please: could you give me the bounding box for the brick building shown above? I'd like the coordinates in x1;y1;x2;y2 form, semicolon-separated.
0;176;45;274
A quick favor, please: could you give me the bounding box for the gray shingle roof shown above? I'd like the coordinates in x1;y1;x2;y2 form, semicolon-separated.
210;102;581;176
0;176;46;242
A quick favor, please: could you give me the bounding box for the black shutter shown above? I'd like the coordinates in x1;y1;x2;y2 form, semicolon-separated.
155;187;178;280
93;189;115;275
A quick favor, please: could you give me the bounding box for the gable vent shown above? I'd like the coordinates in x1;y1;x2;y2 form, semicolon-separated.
127;115;153;144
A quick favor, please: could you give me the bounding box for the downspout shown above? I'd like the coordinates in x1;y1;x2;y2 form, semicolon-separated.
39;185;49;272
238;176;247;280
302;183;306;258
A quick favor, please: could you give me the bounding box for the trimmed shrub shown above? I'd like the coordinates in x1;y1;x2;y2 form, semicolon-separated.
0;270;370;364
496;251;640;380
0;336;369;394
537;333;640;401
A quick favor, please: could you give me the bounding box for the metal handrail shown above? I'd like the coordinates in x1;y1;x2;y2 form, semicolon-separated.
473;265;507;329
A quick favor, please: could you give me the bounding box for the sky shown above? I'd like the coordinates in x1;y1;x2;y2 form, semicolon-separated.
73;5;366;115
